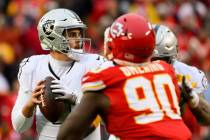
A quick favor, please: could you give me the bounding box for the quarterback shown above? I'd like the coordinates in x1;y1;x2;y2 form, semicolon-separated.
11;8;105;140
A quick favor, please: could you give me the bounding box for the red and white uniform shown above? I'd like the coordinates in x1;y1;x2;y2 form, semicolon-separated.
82;60;192;140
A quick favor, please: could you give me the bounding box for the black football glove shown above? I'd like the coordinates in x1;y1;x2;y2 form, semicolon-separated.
180;76;193;100
180;76;199;108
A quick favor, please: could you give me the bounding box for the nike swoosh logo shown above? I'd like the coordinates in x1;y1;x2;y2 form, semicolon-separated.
96;56;100;60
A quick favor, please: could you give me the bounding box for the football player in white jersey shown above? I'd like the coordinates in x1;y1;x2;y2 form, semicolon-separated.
151;24;210;125
11;8;105;140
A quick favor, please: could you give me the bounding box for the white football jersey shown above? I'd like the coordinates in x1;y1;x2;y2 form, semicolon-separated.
173;60;208;94
12;53;106;140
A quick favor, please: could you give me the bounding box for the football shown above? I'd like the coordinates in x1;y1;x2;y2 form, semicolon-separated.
38;76;67;123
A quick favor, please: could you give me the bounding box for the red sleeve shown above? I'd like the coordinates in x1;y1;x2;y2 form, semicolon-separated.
82;66;125;92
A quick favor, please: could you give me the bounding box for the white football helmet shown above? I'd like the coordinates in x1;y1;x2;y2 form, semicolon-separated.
152;24;178;62
37;8;91;61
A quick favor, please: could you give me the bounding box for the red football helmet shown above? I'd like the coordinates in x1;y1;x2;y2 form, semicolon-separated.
107;13;155;64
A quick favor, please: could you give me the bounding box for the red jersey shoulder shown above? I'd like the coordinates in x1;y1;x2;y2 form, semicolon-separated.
82;61;176;92
156;60;177;83
82;66;125;92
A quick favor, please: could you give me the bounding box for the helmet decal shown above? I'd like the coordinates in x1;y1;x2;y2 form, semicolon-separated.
42;20;55;35
110;22;124;38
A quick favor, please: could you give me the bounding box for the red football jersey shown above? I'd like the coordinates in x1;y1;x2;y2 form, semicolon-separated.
82;61;192;140
182;105;201;139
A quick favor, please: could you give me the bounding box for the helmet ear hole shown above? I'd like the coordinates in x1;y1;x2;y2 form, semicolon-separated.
123;18;127;22
47;36;55;41
108;46;112;51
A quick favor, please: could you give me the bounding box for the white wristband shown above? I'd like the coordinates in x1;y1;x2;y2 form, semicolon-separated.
189;91;200;108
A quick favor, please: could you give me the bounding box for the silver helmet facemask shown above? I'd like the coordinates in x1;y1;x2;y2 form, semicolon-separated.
37;8;91;61
60;29;91;60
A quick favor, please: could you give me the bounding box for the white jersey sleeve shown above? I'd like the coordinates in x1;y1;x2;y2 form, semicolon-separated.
81;53;107;71
11;56;38;132
173;60;208;94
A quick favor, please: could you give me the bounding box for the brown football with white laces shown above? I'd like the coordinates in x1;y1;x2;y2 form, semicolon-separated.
38;76;66;123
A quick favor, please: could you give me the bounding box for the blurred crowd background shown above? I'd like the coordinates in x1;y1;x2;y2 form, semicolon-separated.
0;0;210;140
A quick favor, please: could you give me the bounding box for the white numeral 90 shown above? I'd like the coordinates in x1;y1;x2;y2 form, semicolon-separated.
124;74;181;124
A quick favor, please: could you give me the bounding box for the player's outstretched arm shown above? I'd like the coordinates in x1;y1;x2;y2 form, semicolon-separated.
57;91;109;140
181;76;210;125
190;95;210;125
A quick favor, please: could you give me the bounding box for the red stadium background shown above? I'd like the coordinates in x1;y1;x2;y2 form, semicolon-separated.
0;0;210;140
